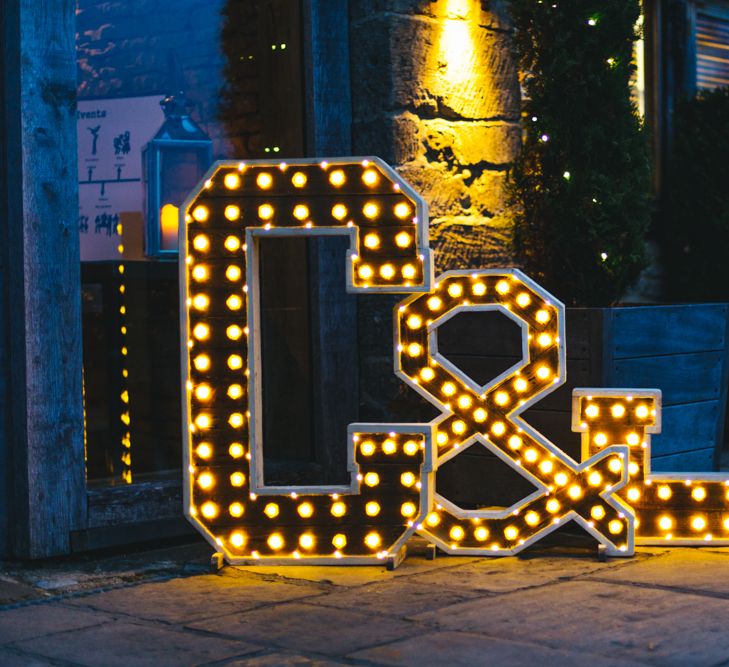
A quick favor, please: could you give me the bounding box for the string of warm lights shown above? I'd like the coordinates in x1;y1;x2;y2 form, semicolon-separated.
117;223;132;484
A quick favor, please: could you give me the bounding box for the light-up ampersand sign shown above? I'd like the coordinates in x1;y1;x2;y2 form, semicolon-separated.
181;157;435;564
396;270;635;556
574;390;729;545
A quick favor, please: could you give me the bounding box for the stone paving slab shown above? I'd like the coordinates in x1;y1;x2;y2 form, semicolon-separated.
307;577;487;617
231;554;480;588
66;572;324;623
403;550;662;595
350;630;648;667
12;619;261;667
412;579;729;666
4;548;729;665
189;601;424;657
0;603;112;644
224;651;349;666
0;647;59;666
585;549;729;596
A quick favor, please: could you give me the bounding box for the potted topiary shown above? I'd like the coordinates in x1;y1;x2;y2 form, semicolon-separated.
454;0;729;480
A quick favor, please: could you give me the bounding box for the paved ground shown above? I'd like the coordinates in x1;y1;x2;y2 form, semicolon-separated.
2;538;729;666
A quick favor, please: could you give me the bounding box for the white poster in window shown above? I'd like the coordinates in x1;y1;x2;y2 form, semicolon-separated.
77;96;164;261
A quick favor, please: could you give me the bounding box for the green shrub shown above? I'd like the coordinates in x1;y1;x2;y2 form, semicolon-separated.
507;1;652;306
660;87;729;302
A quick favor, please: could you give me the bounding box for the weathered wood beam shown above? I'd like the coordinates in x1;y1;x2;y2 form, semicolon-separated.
1;0;86;557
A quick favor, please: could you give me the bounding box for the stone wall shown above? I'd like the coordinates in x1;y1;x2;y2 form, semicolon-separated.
349;0;520;272
349;0;521;422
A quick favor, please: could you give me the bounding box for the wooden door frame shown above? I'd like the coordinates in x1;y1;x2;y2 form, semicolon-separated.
0;0;86;558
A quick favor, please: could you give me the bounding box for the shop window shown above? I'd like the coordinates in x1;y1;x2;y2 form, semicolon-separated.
75;0;306;487
695;4;729;89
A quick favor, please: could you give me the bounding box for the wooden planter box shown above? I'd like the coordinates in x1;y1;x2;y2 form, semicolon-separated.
435;303;729;508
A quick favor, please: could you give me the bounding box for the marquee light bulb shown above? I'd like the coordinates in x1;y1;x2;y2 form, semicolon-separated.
427;296;442;311
258;204;274;220
256;172;273;189
611;403;626;418
474;526;489;541
192;294;209;311
293;204;309;221
401;502;417;517
228;442;245;459
396;232;412;247
364;233;380;249
407;315;422;329
394;202;411;219
383;439;398;454
224;205;240;221
364;472;380;487
358;265;373;280
329;169;346;186
331;502;347;517
420;367;435;381
227;384;243;399
298;502;314;518
360;441;376;456
332;534;347;549
365;501;381;516
363;202;379;219
226;295;243;310
226;266;242;281
224;172;241;189
195;442;212;459
516;292;531;307
264;503;279;518
193;323;209;340
364;532;381;548
191;265;208;282
192;206;209;222
380;264;395;279
195;384;212;401
193;235;209;252
449;526;465;541
227;325;243;340
201;502;218;519
291;171;307;187
362;169;379;186
426;512;441;527
331;204;347;220
267;533;284;550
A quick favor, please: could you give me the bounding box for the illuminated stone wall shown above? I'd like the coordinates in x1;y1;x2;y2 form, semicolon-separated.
350;0;520;270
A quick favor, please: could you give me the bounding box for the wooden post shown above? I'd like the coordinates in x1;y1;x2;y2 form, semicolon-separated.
303;1;359;484
0;0;86;557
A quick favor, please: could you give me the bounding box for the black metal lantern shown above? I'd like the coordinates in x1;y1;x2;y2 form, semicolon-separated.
143;93;213;257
